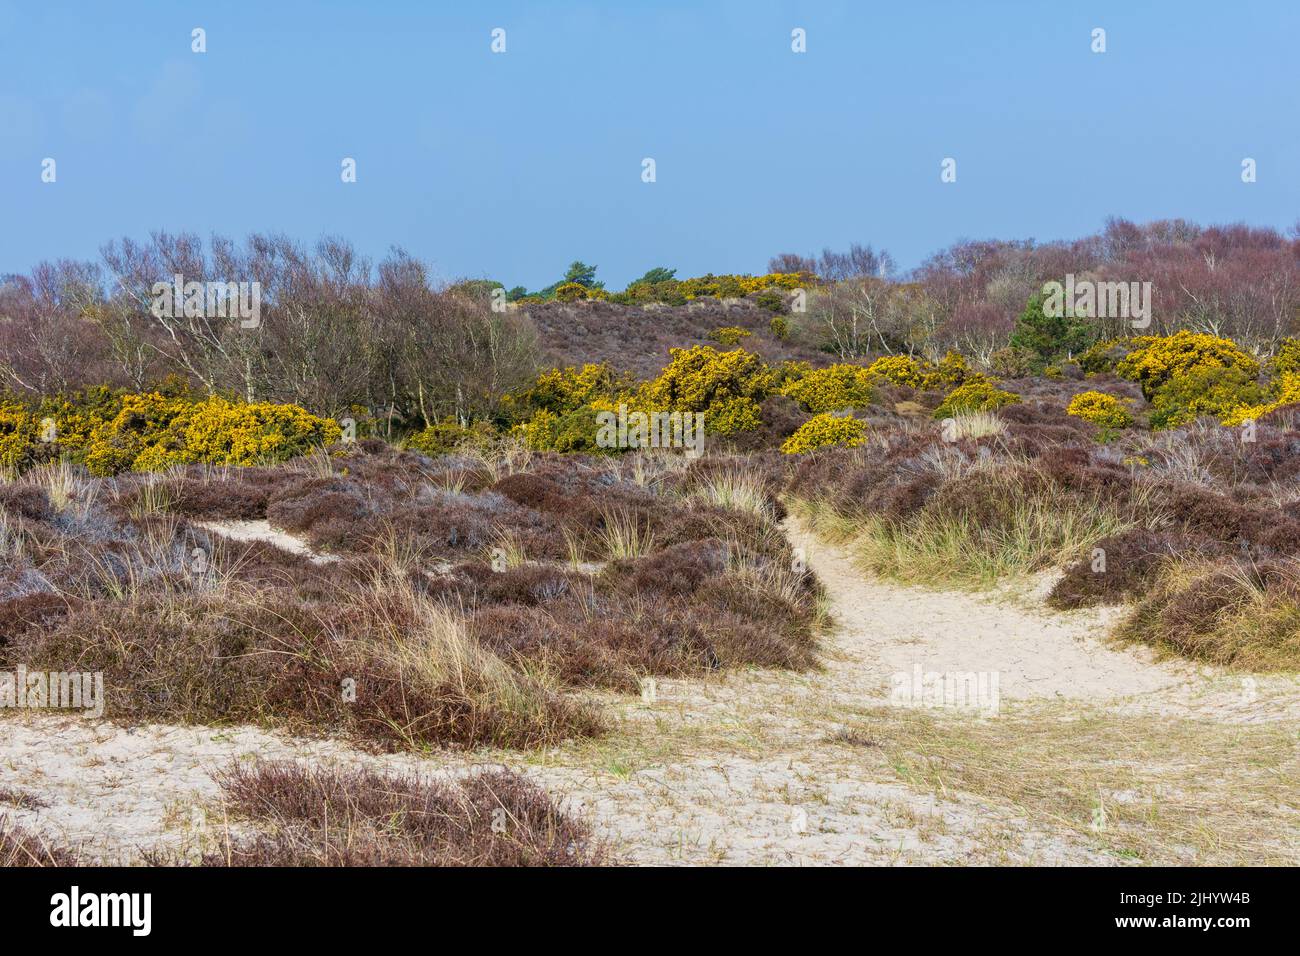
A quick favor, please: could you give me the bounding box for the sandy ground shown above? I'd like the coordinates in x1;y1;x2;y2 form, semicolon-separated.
194;519;341;564
3;519;1295;865
786;522;1183;704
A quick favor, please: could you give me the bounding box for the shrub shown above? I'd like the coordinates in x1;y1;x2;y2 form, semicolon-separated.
780;414;868;454
1066;390;1134;430
671;272;811;302
1148;365;1265;429
989;346;1038;378
1269;337;1300;376
867;354;930;388
0;402;40;471
554;282;590;303
1048;528;1217;609
933;380;1021;419
640;346;770;408
15;391;343;476
711;326;752;346
636;346;773;435
509;363;628;418
1116;560;1300;670
703;397;764;435
1009;289;1099;362
779;364;876;413
405;420;499;457
769;316;790;340
7;583;598;750
755;289;786;314
202;761;607;866
1078;336;1144;374
865;352;974;392
792;462;1143;588
1116;331;1260;401
0;821;78;866
929;351;975;389
1221;371;1300;426
517;407;606;452
173;398;342;467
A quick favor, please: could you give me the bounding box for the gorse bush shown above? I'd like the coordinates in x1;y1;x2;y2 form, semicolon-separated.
515;407;606;453
175;398;342;468
508;363;628;418
1148;365;1265;429
404;419;499;457
507;347;1003;453
615;271;812;306
1268;337;1300;377
1116;331;1260;402
866;354;929;388
779;363;876;413
637;345;774;435
1072;332;1292;430
512;349;797;451
553;281;608;303
0;389;340;475
711;326;752;346
929;350;977;389
1066;390;1134;430
780;413;867;454
865;351;974;391
933;380;1021;419
1220;371;1300;427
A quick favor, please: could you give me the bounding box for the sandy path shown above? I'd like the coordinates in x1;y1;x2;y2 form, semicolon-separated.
784;519;1185;705
194;519;340;564
3;520;1292;865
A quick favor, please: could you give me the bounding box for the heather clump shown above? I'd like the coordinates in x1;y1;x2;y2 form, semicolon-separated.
194;762;608;866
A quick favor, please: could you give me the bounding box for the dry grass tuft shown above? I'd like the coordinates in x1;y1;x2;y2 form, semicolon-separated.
686;466;774;521
944;410;1007;440
794;481;1142;590
598;507;656;560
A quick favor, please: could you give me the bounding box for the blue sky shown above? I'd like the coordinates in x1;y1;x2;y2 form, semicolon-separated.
2;0;1297;289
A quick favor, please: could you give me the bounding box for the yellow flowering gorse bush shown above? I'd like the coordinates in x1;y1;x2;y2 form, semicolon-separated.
780;413;868;454
711;326;752;346
933;380;1021;419
1065;391;1134;430
779;364;876;413
0;390;340;475
866;351;974;391
1221;372;1300;426
1115;331;1260;401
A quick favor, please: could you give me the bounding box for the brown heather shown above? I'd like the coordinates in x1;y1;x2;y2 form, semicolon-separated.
182;761;608;867
0;443;821;748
